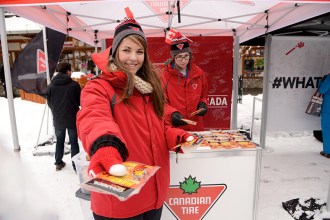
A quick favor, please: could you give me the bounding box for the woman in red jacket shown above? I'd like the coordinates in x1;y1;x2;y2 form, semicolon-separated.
76;8;191;220
160;31;209;131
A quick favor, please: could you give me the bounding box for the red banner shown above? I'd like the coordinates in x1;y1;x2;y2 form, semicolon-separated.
106;36;233;130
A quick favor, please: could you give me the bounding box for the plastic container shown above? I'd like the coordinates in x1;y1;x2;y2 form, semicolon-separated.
75;188;93;220
72;152;91;194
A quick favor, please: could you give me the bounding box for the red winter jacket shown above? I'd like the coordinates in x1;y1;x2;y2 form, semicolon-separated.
76;70;188;218
160;62;209;131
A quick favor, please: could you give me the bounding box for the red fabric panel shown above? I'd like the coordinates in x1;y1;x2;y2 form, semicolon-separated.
106;36;233;129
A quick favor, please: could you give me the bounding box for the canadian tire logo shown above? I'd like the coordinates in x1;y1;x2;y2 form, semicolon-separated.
164;175;227;220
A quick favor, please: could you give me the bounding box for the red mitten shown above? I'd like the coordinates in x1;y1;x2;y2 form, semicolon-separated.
183;133;195;142
173;133;197;154
88;147;127;178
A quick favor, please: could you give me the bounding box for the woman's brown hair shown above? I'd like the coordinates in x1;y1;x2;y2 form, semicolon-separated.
108;35;165;118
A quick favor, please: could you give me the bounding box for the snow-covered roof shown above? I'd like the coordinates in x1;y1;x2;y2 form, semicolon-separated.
5;15;42;34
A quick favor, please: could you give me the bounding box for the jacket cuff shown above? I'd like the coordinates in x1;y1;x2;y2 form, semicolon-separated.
90;134;128;161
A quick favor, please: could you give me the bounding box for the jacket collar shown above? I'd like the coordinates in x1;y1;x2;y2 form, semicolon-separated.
100;70;127;89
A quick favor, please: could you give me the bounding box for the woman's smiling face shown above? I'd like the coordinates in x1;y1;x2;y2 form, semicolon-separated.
118;36;144;75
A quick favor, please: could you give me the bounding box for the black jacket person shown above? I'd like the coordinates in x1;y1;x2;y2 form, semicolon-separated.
46;62;81;171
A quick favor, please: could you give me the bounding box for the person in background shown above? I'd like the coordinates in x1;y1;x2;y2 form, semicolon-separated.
46;62;81;171
76;8;193;220
319;73;330;158
160;30;209;131
0;64;7;98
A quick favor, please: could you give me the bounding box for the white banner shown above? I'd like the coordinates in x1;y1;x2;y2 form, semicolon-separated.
267;36;330;131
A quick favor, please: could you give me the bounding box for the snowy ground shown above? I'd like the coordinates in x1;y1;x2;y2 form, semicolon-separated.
0;95;329;220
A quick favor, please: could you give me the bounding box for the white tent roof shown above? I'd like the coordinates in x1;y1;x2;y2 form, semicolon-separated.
5;16;42;34
2;0;330;46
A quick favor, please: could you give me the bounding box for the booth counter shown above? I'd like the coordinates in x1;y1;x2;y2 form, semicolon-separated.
162;147;261;220
74;132;262;220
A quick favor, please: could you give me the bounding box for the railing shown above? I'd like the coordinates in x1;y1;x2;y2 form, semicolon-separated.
19;90;46;104
251;96;262;143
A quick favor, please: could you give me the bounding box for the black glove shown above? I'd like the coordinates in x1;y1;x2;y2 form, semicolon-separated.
195;102;208;116
171;112;187;127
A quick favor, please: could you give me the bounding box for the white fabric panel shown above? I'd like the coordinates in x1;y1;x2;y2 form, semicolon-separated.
266;36;330;131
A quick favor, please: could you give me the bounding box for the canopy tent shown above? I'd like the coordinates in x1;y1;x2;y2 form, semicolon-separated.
2;0;330;46
2;1;330;212
1;0;330;151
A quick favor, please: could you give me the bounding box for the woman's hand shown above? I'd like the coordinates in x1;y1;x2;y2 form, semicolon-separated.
88;147;127;177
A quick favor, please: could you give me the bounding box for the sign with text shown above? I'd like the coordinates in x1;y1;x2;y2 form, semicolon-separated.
164;176;226;220
267;36;330;131
37;49;46;74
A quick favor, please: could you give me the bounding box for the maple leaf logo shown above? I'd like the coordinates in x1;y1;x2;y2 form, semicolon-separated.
285;41;305;55
297;42;304;48
180;175;201;194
